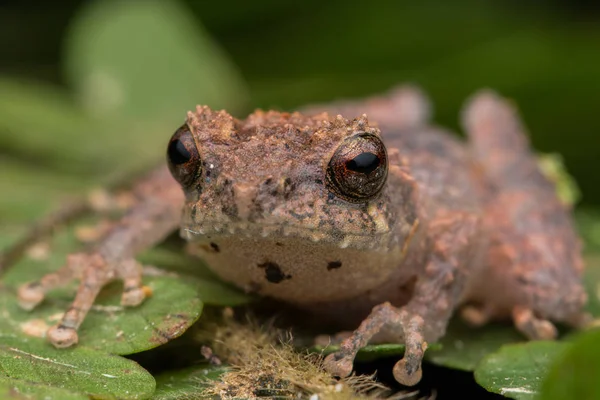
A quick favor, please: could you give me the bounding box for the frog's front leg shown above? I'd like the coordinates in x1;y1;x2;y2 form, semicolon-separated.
324;211;482;386
17;166;184;348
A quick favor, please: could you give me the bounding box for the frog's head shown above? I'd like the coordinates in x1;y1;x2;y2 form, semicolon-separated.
166;106;419;252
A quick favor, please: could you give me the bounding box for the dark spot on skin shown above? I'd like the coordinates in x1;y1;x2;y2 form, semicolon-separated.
282;177;294;199
327;261;342;270
516;275;529;285
275;242;284;246
257;261;291;283
200;242;220;253
264;178;273;185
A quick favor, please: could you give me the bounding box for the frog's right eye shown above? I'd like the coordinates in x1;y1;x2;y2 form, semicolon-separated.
167;124;202;187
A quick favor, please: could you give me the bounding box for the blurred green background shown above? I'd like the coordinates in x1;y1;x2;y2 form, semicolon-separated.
1;0;599;215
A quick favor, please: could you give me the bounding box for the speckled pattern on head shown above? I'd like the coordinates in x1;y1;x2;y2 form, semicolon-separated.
179;105;420;303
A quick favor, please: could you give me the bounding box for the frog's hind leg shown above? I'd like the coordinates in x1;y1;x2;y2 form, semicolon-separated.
300;84;431;131
461;91;590;339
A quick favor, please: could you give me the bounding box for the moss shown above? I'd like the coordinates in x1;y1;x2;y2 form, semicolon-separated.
196;309;407;400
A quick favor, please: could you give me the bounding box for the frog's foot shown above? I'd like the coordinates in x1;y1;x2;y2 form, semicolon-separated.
323;302;426;387
512;306;558;340
18;252;146;348
460;303;496;327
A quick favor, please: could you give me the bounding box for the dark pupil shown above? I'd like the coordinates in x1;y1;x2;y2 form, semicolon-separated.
168;139;192;165
346;152;380;174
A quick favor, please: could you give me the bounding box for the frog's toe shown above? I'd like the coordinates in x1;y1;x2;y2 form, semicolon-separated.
460;304;494;327
323;352;354;378
48;324;79;348
121;287;148;307
119;259;147;307
17;282;45;311
512;306;558;340
393;357;423;387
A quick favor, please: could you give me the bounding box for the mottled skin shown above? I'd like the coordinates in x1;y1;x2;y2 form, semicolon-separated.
16;86;589;386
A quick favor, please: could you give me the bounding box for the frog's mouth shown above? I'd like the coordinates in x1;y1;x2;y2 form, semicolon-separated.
179;221;394;251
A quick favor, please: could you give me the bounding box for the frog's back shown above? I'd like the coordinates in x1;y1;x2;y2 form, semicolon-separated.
382;126;482;215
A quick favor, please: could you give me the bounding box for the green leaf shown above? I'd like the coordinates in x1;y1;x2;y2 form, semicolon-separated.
474;341;567;400
0;334;155;400
537;152;581;207
540;329;600;400
0;159;91;225
152;365;227;400
0;376;87;400
582;259;600;317
64;0;248;123
311;342;441;363
0;221;204;356
0;78;110;174
425;320;525;371
577;208;600;255
0;278;202;356
0;79;172;181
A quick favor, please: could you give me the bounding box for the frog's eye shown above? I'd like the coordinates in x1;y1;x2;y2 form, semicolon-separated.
167;123;202;187
326;134;388;202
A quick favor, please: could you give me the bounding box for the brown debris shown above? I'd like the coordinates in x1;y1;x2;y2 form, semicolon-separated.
196;311;416;400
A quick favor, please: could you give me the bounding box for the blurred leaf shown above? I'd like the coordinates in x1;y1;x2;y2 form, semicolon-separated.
474;341;567;400
152;365;227;400
575;209;600;255
582;258;600;317
64;0;248;124
0;79;170;181
537;152;581;207
0;158;92;225
425;321;525;371
0;376;87;400
540;329;600;400
0;334;155;400
0;79;108;173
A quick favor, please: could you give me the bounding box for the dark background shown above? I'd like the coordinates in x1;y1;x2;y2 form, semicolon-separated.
1;0;599;205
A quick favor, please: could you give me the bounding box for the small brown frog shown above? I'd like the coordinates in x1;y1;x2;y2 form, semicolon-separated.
16;86;590;386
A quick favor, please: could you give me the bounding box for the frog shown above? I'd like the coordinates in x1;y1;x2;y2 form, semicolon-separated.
15;85;590;386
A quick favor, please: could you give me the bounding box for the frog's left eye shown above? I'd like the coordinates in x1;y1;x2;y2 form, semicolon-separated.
326;134;388;202
167;123;202;187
